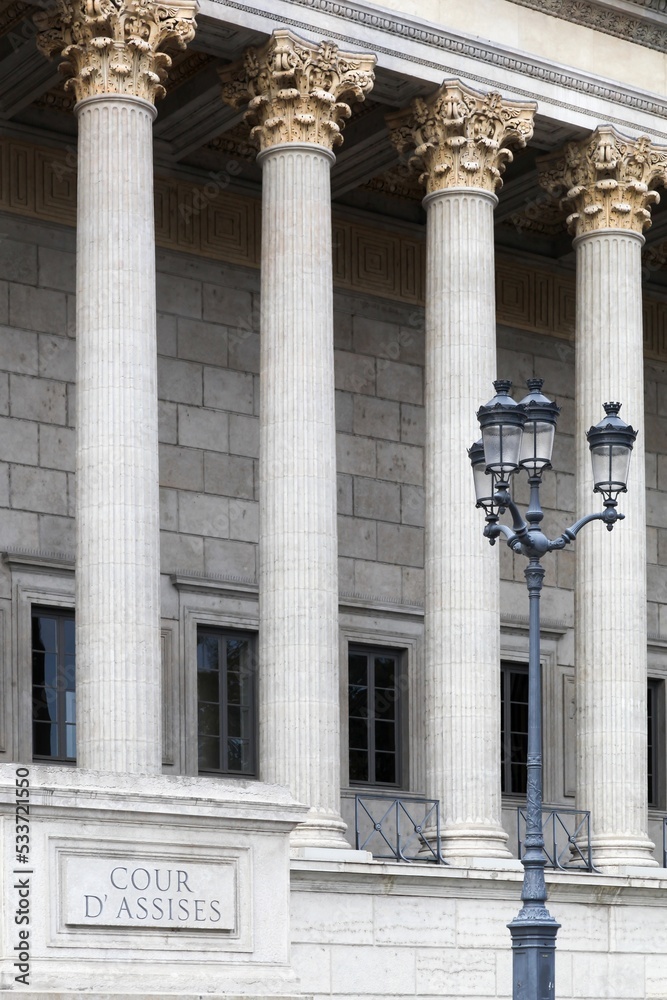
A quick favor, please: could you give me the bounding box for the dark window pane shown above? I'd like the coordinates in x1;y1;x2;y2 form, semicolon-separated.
198;736;220;771
374;751;396;784
44;653;58;688
32;651;45;686
348;654;368;688
375;720;396;753
374;656;396;688
227;670;241;704
32;686;50;722
65;723;76;759
349;717;368;750
198;703;220;737
511;703;528;732
64;618;75;656
349;684;368;719
510;676;527;700
64;655;76;691
349;748;369;783
511;762;527;794
375;688;396;720
33;721;57;757
34;617;56;653
227;638;249;672
198;669;219;704
227;738;250;772
197;635;219;672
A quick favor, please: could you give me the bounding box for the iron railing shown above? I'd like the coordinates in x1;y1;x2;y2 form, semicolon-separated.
354;794;446;863
517;806;594;871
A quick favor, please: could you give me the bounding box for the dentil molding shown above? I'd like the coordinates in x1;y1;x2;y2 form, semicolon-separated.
1;136;667;361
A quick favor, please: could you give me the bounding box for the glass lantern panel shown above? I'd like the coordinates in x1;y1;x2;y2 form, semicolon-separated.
519;421;555;472
482;423;523;473
472;461;495;506
591;443;632;493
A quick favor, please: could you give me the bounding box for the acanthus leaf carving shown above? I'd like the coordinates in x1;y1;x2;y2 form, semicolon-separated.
386;80;536;196
536;125;667;236
34;0;198;105
219;29;375;153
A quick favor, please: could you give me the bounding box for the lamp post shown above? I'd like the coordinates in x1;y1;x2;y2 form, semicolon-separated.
469;378;637;1000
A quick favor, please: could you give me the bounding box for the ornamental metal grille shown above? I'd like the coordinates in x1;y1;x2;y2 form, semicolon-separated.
517;807;594;871
354;794;445;863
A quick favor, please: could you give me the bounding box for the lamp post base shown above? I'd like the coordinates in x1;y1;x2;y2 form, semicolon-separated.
508;911;560;1000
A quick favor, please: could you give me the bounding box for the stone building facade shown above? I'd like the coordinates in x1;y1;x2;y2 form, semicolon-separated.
1;0;667;997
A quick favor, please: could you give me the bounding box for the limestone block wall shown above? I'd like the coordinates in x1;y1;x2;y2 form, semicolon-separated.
0;210;666;827
290;861;667;1000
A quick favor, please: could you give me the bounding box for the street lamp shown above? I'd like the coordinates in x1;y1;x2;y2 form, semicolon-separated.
469;379;637;1000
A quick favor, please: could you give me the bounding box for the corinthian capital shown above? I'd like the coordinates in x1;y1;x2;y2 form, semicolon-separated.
387;80;535;196
537;126;667;236
34;0;198;105
219;29;376;153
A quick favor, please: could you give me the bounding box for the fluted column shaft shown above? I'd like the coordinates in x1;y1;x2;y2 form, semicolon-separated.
76;95;161;773
574;230;655;866
424;188;509;860
258;143;347;848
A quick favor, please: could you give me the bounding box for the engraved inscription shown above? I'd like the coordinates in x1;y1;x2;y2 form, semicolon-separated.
63;856;236;931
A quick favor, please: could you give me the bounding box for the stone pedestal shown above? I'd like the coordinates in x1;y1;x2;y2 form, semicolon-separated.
0;765;306;995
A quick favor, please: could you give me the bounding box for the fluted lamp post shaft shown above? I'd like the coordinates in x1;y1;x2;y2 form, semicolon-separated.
470;379;637;1000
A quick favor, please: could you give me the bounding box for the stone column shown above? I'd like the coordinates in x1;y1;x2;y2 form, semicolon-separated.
221;32;375;849
539;127;667;867
36;0;197;773
389;82;535;862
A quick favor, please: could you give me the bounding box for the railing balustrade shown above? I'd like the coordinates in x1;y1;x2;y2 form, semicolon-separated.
354;794;446;863
517;807;594;871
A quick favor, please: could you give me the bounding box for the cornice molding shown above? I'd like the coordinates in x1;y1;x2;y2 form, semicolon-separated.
210;0;667;140
504;0;667;54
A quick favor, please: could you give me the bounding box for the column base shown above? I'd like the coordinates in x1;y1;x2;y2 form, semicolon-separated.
439;822;513;864
590;833;658;871
289;808;352;852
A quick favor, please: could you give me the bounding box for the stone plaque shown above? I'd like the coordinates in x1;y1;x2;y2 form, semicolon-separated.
62;856;236;930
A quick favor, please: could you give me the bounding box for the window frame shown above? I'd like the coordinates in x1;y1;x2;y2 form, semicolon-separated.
648;677;664;810
195;625;258;779
500;659;531;797
347;643;404;790
31;605;76;763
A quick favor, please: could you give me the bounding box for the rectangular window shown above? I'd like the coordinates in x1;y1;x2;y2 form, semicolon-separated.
32;607;76;762
348;647;401;786
500;661;529;795
197;628;256;776
648;678;664;808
